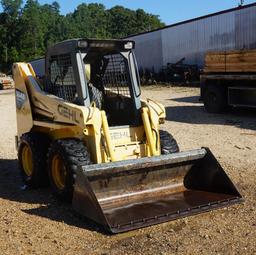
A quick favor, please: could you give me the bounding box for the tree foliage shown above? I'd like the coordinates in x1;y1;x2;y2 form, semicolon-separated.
0;1;164;70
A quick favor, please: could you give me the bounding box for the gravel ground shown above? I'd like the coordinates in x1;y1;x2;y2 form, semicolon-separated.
0;86;255;255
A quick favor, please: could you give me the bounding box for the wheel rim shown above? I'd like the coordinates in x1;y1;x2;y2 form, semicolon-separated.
21;144;33;177
51;154;67;190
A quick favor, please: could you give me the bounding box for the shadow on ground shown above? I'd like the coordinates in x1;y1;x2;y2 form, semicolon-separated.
170;96;200;104
166;97;256;131
0;158;106;234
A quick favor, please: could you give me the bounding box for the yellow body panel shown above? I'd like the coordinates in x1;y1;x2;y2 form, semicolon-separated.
13;63;34;136
13;62;166;164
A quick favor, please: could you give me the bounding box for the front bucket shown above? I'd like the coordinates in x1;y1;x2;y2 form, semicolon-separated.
72;148;243;233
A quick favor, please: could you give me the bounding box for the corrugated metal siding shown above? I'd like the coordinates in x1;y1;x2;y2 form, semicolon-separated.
235;6;256;49
129;31;163;71
161;12;236;67
127;5;256;71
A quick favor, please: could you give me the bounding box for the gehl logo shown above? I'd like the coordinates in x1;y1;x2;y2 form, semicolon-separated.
111;131;131;140
58;105;79;124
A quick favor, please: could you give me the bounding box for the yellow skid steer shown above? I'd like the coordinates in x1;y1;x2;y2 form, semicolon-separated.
13;39;242;233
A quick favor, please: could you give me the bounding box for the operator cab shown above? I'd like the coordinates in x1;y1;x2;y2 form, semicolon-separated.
44;39;142;126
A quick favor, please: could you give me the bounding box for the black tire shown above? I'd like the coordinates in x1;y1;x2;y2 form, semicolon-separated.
18;132;50;187
203;84;227;113
159;130;179;154
0;83;3;90
47;139;91;202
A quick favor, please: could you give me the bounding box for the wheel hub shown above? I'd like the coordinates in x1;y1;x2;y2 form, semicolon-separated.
21;144;33;177
51;154;67;190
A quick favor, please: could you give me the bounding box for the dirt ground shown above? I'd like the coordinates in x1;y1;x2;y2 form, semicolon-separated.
0;86;255;255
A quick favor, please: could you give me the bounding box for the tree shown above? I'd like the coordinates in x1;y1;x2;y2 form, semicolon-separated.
0;1;164;69
0;0;22;69
136;9;164;32
107;6;137;38
41;2;63;47
1;0;22;16
71;3;109;38
19;0;45;59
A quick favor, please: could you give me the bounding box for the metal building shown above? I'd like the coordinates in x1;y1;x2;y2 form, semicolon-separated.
126;3;256;71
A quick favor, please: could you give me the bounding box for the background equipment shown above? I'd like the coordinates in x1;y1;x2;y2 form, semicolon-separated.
201;49;256;113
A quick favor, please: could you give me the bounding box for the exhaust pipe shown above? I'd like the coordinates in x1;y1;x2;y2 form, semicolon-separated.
72;148;243;233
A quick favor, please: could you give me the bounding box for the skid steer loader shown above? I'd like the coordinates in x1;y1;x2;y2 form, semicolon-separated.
13;39;242;233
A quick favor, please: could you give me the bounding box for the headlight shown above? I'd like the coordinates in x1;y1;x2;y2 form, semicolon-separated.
78;40;88;48
124;42;133;50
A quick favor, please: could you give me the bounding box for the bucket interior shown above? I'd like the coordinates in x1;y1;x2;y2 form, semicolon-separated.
90;163;236;230
73;149;242;233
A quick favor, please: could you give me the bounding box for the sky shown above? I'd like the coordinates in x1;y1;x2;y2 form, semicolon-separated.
37;0;256;25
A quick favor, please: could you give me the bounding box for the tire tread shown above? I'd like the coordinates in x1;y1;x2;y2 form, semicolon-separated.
159;130;179;154
18;132;50;187
47;138;91;202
